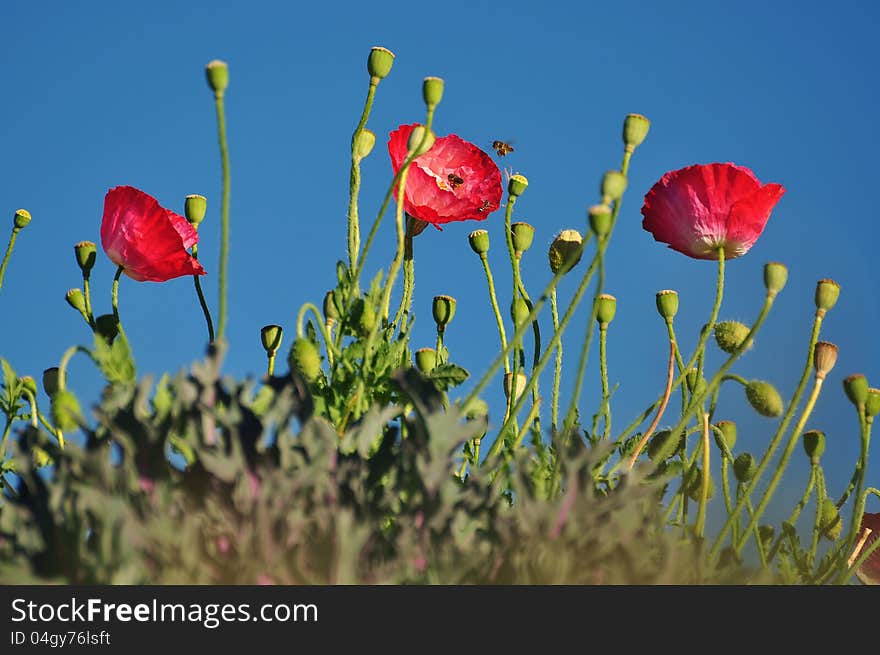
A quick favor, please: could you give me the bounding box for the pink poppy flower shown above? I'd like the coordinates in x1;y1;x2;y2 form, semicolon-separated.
854;512;880;585
101;186;206;282
388;124;502;227
641;163;785;260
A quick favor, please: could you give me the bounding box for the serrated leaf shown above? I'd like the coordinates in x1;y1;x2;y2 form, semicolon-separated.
93;333;136;386
0;358;22;416
428;363;470;391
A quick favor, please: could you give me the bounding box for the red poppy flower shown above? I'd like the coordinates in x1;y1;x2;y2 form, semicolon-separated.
388;124;502;227
854;512;880;585
641;163;785;260
100;186;206;282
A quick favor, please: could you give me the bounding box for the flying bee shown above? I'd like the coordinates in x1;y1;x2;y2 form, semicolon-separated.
492;140;515;157
477;200;491;213
448;173;464;190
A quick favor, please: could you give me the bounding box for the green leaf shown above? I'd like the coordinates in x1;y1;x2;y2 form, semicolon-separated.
151;374;172;419
428;363;470;391
92;333;136;386
0;358;22;416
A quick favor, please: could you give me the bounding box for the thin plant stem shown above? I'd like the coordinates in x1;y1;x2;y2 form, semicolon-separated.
550;289;561;432
347;80;378;273
599;325;610;440
625;338;675;469
480;253;509;374
0;228;20;293
808;464;826;569
111;266;129;342
192;244;215;343
212;92;232;340
766;467;815;564
835;414;872;583
82;275;96;329
295;302;339;366
695;412;711;537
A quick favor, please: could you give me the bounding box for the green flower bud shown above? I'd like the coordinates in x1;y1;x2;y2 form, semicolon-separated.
815;279;840;315
468;229;490;255
813;341;839;380
686;466;714;501
622;113;651;151
19;375;38;398
51;389;83;432
588;204;612;237
843;373;869;408
510;296;530;327
74;241;97;275
596;294;617;326
205;60;229;97
422;76;444;109
32;446;53;469
407;125;435;156
323;290;340;326
714;420;737;454
507;174;528;198
758;525;775;549
354;129;376;160
352;298;376;336
647;429;680;463
13;209;31;229
802;429;826;463
713;320;751;354
655;290;679;321
745;380;784;417
511;222;535;255
763;261;788;295
94;314;119;344
42;367;60;396
503;371;527;404
548;229;583;275
289;338;322;382
367;46;395;80
260;324;283;356
600;170;627;203
65;288;87;314
432;295;457;331
819;498;843;541
685;368;707;396
733;452;756;483
185;194;207;227
414;348;438;374
865;388;880;418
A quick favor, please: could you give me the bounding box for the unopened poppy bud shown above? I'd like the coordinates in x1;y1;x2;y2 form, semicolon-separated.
600;170;627;203
422;76;444;109
468;229;490;255
815;279;840;314
714;420;737;453
185;194;207;227
13;209;31;229
733;452;756;483
802;429;826;463
432;295;456;331
407;125;435;156
74;241;97;275
42;367;60;396
866;388;880;418
647;429;680;463
758;525;775;549
820;498;843;541
843;373;869;408
510;296;530;326
763;262;788;295
548;229;583;275
367;46;395;80
655;290;679;321
65;288;86;314
596;294;617;326
352;298;376;336
503;371;527;403
714;320;751;354
588;204;612;237
415;347;437;374
510;222;535;255
813;341;839;380
289;338;322;382
323;290;340;326
260;325;283;356
205;60;229;97
94;314;119;343
685;368;706;396
51;390;83;432
686;467;714;501
354;129;376;160
20;375;38;398
745;379;784;417
622;113;651;151
507;174;528;198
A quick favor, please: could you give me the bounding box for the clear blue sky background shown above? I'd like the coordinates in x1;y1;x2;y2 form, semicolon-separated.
1;0;877;535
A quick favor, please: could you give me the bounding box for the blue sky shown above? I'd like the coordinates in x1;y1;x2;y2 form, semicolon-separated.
1;0;878;532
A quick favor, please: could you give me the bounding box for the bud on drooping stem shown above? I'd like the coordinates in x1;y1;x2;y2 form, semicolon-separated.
407;125;435;157
588;204;612;237
596;294;617;327
507;174;528;198
815;279;840;316
655;290;679;321
19;375;38;399
185;195;208;228
843;374;869;409
205;60;229;98
289;338;322;383
713;320;751;354
510;222;535;256
74;241;97;276
646;429;680;463
50;390;83;433
714;420;737;453
622;113;651;152
600;170;627;204
733;452;756;483
367;46;395;81
819;499;843;541
432;295;456;332
813;341;839;380
686;368;707;396
802;429;826;464
548;230;583;275
503;371;527;404
42;368;60;396
745;380;784;417
468;229;490;255
763;262;788;296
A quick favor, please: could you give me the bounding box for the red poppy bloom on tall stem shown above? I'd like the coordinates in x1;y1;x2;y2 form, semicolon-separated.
641;163;785;260
101;186;206;282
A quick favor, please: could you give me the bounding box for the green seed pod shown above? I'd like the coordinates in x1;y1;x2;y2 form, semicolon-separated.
205;60;229;97
843;373;869;408
503;371;527;404
354;129;376;160
422;76;444;109
596;294;617;326
507;174;528;198
815;279;840;314
415;348;438;374
407;125;435;156
51;390;83;432
758;525;775;549
468;229;490;255
432;295;457;330
94;314;119;343
42;367;60;396
685;368;707;397
865;388;880;418
510;296;530;327
812;341;839;380
714;420;737;454
600;170;627;203
367;46;395;80
588;204;612;237
733;452;756;483
763;261;788;295
13;208;31;229
260;324;283;356
819;498;843;541
19;375;38;398
686;466;714;501
352;298;376;336
647;429;680;463
622;113;651;151
655;290;679;321
745;380;784;418
184;195;207;227
713;320;751;354
802;429;826;463
65;288;87;314
511;222;535;255
74;241;97;275
548;229;583;275
289;338;322;382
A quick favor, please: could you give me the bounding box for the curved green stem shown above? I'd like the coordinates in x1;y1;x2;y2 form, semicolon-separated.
213;93;231;340
191;244;215;344
0;227;20;293
296;302;339;365
550;289;561;432
82;274;96;329
347;80;378;273
111;265;128;341
480;253;509;374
